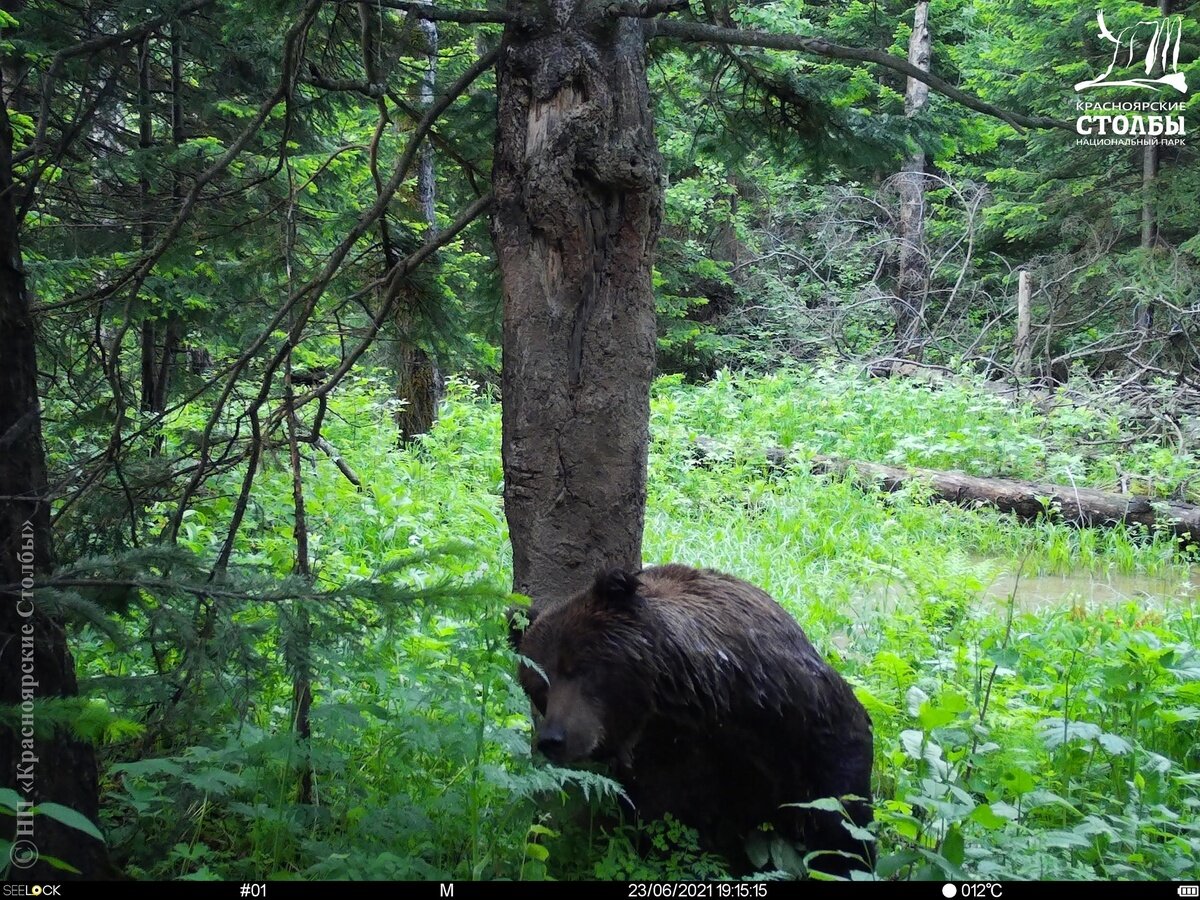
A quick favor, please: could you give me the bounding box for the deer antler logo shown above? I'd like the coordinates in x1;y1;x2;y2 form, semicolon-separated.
1075;10;1188;93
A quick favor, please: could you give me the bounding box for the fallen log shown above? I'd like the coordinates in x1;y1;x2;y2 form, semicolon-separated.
690;438;1200;547
809;455;1200;548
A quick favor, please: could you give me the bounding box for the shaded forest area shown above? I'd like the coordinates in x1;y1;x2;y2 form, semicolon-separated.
2;0;1198;882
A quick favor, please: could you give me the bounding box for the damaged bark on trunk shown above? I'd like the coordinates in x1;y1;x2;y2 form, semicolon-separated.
493;0;662;608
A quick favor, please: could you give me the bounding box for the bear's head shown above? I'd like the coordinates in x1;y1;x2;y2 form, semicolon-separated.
508;569;655;766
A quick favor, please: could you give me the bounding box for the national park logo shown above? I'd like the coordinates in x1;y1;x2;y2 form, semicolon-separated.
1073;9;1188;147
1075;9;1187;93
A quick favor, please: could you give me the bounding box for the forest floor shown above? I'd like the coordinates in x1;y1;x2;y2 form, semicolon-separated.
86;366;1199;880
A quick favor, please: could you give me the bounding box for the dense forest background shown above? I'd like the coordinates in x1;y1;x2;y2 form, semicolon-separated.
1;0;1198;881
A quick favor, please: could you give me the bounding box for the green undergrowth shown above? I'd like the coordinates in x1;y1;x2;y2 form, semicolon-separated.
65;367;1199;881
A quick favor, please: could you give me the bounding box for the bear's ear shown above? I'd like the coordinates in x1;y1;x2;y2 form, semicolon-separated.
594;569;643;608
507;603;537;651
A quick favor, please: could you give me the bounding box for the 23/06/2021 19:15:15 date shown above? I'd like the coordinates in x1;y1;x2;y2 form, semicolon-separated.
628;885;768;898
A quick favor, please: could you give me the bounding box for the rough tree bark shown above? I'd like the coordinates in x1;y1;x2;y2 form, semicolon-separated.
394;0;443;444
0;68;108;879
1140;130;1159;253
1141;0;1172;252
417;3;438;230
1014;269;1032;378
894;0;930;360
493;0;662;607
394;349;441;442
1135;0;1171;337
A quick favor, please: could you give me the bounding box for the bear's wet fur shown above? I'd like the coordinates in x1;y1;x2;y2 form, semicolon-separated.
510;564;875;877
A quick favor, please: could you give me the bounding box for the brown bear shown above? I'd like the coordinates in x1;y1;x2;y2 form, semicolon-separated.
509;564;875;877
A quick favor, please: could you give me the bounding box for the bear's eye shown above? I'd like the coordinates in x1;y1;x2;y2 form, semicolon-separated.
529;683;548;715
558;660;590;680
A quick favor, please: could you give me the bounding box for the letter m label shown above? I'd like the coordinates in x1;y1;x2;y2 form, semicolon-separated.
440;885;454;898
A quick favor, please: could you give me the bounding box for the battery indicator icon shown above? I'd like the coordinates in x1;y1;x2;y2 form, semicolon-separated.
1178;887;1199;897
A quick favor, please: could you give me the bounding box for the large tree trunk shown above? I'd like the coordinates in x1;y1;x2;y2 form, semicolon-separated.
493;0;662;607
0;68;108;880
894;0;930;360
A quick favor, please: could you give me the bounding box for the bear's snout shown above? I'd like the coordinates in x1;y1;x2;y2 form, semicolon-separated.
536;721;568;761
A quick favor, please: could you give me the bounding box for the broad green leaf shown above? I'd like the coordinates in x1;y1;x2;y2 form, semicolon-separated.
31;803;104;842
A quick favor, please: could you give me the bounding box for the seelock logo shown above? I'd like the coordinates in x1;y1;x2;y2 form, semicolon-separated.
2;887;62;896
1075;9;1188;93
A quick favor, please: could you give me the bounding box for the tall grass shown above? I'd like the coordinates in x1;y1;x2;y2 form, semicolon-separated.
77;366;1198;880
